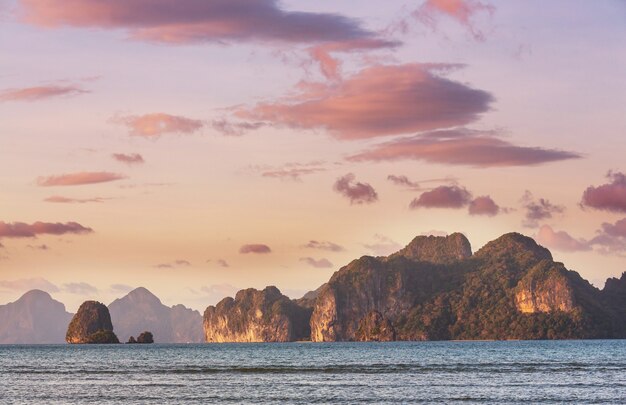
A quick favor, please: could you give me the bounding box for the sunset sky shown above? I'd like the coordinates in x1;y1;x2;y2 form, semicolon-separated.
1;0;625;312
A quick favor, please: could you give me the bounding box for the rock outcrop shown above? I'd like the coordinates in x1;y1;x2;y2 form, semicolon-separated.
108;287;203;343
66;301;119;344
203;286;311;342
0;290;73;344
310;232;623;341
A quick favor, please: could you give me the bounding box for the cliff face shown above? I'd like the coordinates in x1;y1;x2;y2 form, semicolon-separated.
203;286;311;342
0;290;73;344
66;301;119;344
311;234;473;342
310;232;620;341
108;287;203;343
515;264;575;314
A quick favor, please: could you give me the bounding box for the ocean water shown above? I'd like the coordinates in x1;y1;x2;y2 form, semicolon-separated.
1;341;625;404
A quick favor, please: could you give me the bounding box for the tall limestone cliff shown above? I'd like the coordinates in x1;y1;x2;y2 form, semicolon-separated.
0;290;73;344
310;232;621;341
108;287;203;343
66;301;119;344
203;286;311;342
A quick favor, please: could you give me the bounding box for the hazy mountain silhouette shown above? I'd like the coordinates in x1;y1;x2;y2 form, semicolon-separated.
108;287;203;343
0;290;73;344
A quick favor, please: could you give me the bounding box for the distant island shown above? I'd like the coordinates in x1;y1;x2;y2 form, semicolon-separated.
1;232;625;343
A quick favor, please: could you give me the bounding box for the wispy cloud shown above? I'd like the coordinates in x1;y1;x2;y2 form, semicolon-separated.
37;172;126;186
62;282;98;295
153;259;192;269
302;240;345;252
363;234;402;256
112;153;144;165
0;277;59;293
113;113;203;137
412;0;495;41
410;185;472;209
0;221;93;238
299;257;333;268
0;84;88;102
44;196;108;204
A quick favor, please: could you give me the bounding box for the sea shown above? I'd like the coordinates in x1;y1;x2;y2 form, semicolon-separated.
1;340;625;404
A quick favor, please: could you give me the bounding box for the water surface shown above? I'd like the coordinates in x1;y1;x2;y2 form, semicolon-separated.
1;340;625;404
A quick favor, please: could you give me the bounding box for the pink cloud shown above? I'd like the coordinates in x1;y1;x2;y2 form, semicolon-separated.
44;196;107;203
0;277;60;293
239;244;272;254
112;153;144;165
237;64;493;140
37;172;126;186
581;171;626;213
522;191;565;228
468;195;500;216
348;128;580;167
303;240;345;252
0;85;88;102
211;119;266;136
413;0;495;41
0;221;93;238
535;225;591;252
114;113;203;137
299;257;333;268
410;185;471;209
333;173;378;204
18;0;377;45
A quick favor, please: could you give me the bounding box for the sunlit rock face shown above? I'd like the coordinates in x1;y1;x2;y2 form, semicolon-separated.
203;286;311;342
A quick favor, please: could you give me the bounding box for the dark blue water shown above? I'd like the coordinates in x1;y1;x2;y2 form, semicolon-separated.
1;341;625;404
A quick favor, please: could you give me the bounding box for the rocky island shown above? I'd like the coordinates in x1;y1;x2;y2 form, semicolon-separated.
203;232;626;342
203;286;311;342
66;301;119;344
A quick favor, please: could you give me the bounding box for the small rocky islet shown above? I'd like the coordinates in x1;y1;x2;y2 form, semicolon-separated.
65;301;119;344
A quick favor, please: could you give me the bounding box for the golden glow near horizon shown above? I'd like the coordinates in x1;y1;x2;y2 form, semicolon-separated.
1;0;625;312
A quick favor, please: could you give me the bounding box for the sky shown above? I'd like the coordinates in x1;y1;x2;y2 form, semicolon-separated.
1;0;625;313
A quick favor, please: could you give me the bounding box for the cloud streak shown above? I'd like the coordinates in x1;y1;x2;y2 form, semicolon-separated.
299;257;333;268
237;64;493;140
114;113;203;137
413;0;495;41
37;172;126;186
0;221;93;238
302;240;345;252
239;244;272;254
0;85;88;102
44;196;107;204
112;153;144;165
333;173;378;204
349;128;580;167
